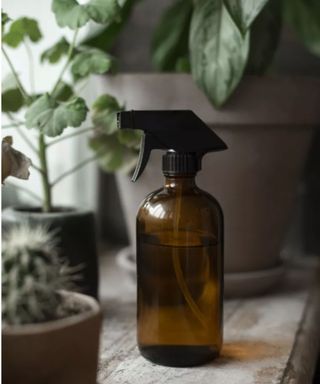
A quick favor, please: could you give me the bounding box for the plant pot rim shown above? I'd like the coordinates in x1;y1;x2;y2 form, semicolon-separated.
2;291;101;336
103;72;320;80
98;73;320;126
3;206;93;219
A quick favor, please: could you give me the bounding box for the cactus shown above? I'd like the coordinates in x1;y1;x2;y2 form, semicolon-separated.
2;224;76;325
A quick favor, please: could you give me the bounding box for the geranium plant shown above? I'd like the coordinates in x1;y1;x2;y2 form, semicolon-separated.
1;0;141;212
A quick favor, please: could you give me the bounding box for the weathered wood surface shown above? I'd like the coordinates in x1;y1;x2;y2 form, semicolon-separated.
98;256;320;384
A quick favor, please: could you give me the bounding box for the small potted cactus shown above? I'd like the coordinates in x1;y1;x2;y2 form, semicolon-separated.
2;225;102;384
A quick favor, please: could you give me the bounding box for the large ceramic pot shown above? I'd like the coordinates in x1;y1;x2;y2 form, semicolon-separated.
2;291;101;384
97;74;320;297
2;207;99;298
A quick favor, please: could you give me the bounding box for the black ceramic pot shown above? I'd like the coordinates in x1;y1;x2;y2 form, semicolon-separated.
2;207;99;299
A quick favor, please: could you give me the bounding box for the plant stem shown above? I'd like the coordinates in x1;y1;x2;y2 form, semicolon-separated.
51;29;79;95
47;127;94;147
75;77;90;95
31;163;44;175
2;121;25;128
51;153;101;188
38;133;52;212
6;182;42;202
24;39;35;93
2;46;30;102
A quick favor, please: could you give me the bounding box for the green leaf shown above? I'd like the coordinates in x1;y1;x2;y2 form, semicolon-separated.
151;0;193;71
52;0;90;29
190;0;249;107
175;57;191;73
2;11;10;33
71;49;113;79
52;0;123;30
89;133;138;173
25;94;56;132
89;134;123;171
86;0;121;24
246;0;282;75
2;74;24;112
223;0;269;35
117;129;142;149
82;0;136;51
3;17;42;47
284;0;320;57
41;37;70;64
25;94;88;137
52;81;74;102
91;94;121;134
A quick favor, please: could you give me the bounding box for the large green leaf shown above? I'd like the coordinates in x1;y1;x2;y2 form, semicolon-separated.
89;133;138;173
86;0;121;24
25;94;88;137
175;57;191;73
3;17;42;47
71;49;113;79
52;0;122;30
2;74;24;112
223;0;269;35
91;94;121;134
151;0;193;71
82;0;136;51
246;0;282;75
41;37;70;64
190;0;249;107
52;81;74;102
52;0;90;29
285;0;320;57
117;129;142;149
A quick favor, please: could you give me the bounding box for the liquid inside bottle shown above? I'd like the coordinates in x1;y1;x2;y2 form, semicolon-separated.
136;176;223;367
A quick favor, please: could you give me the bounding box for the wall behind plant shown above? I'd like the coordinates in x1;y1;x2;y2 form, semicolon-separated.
2;0;98;210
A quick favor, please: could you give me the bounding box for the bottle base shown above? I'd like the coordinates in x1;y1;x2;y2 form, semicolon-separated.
139;345;219;367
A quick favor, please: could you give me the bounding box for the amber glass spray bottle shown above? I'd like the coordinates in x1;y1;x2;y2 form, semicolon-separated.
117;110;227;367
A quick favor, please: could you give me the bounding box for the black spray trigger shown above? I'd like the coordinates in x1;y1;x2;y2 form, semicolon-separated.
132;134;166;182
117;110;227;182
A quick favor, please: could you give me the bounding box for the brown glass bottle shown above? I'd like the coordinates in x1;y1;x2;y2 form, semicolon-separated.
136;175;223;367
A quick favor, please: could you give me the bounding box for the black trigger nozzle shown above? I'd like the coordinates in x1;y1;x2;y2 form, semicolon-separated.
117;111;133;129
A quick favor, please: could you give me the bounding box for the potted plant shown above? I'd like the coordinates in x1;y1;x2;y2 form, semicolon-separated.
1;1;141;298
2;224;102;384
92;0;320;296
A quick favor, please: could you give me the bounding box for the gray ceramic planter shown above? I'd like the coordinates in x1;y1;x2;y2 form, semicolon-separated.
96;74;320;297
2;207;99;298
3;291;102;384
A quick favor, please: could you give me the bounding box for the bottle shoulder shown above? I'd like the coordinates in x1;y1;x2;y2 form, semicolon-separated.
140;186;221;206
137;185;223;245
138;186;223;220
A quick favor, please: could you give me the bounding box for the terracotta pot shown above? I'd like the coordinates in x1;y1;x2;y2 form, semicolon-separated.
2;291;102;384
96;74;320;296
2;207;99;298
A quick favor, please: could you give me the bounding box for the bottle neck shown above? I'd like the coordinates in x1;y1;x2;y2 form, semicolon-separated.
164;175;197;190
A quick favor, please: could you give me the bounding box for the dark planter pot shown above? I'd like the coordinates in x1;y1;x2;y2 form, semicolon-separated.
2;207;99;299
3;291;102;384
